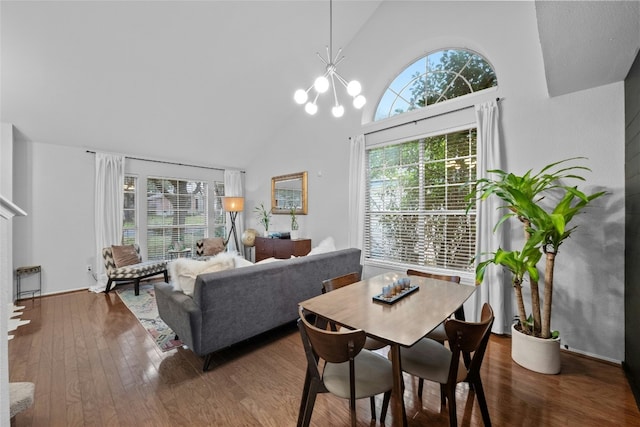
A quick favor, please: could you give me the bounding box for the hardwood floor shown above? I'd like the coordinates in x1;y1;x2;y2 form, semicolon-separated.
9;289;640;426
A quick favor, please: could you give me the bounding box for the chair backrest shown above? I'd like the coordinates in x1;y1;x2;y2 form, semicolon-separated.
406;269;461;283
102;244;141;274
322;272;361;294
298;306;366;364
444;303;494;385
407;269;464;321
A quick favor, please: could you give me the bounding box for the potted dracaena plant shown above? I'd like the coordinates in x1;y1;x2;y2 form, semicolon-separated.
254;203;272;237
468;157;605;374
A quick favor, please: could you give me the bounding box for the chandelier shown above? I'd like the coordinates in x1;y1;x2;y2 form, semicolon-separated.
294;0;366;117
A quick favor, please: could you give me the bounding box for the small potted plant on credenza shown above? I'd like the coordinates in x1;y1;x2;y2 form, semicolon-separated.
254;203;272;237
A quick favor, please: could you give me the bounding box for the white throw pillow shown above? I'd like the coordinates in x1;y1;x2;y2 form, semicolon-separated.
307;237;336;256
170;252;236;296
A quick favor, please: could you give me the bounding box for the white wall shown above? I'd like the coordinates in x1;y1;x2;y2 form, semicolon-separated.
245;1;626;361
13;142;94;294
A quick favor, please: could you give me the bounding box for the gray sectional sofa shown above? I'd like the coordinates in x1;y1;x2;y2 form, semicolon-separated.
154;248;363;370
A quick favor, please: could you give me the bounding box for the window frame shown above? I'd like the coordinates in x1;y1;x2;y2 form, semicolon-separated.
373;48;498;122
145;176;210;261
122;175;138;246
363;123;478;280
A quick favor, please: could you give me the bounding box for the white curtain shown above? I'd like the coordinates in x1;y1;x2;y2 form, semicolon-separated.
466;99;510;333
348;134;366;263
90;153;125;293
224;170;244;255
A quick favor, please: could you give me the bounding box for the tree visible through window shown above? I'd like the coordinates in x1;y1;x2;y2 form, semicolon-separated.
375;49;497;121
365;129;477;272
147;177;209;260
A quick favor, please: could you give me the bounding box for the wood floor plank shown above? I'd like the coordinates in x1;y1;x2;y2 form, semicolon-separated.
9;289;640;426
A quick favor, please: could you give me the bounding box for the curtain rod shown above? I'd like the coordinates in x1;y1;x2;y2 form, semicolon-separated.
357;97;503;138
86;150;245;173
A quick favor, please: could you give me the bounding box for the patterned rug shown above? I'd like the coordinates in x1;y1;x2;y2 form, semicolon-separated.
115;283;183;352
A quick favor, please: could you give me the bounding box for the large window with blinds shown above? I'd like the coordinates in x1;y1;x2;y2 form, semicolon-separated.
122;176;137;245
365;128;477;272
147;177;208;260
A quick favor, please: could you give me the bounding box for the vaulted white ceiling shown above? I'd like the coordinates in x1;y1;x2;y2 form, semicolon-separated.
1;1;638;169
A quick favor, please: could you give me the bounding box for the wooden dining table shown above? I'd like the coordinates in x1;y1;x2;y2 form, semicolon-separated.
299;271;477;427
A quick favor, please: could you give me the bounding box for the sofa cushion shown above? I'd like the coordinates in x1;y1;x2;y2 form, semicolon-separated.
111;245;141;267
170;253;239;296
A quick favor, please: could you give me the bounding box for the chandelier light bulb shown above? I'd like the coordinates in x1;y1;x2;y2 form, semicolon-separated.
305;102;318;115
332;105;345;118
347;80;362;96
314;76;330;93
294;89;308;105
353;95;366;109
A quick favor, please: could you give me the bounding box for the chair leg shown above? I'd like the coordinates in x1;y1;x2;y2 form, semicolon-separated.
473;379;492;427
134;278;141;296
297;371;312;427
163;269;169;282
350;394;357;427
446;385;457;427
369;396;376;420
301;379;320;427
380;390;391;422
105;278;113;293
440;383;447;406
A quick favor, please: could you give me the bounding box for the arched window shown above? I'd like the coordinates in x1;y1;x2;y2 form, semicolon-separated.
374;49;497;121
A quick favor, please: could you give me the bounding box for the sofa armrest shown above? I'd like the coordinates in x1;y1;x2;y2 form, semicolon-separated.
154;282;203;354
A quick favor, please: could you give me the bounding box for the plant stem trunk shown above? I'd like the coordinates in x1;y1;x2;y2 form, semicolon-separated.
542;251;556;339
513;278;529;334
522;218;541;335
529;279;542;336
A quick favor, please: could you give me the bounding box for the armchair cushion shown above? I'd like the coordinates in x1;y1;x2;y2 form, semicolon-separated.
111;245;141;267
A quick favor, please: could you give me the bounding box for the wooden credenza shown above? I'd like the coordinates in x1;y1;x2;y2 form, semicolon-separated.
255;237;311;262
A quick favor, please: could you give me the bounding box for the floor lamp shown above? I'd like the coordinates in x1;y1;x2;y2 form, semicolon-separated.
222;197;244;253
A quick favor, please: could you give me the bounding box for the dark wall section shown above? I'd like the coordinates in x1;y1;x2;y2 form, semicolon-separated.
625;50;640;407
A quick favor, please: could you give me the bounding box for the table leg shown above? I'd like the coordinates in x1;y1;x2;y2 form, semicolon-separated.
390;344;407;427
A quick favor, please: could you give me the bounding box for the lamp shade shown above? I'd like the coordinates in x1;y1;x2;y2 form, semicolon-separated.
222;197;244;212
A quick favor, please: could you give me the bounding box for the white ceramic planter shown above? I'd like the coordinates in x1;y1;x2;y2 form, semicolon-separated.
511;324;561;375
290;230;299;240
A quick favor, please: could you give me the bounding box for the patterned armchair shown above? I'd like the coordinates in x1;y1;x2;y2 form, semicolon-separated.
102;244;168;296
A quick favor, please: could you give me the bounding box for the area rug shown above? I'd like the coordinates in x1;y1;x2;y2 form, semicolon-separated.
115;283;183;352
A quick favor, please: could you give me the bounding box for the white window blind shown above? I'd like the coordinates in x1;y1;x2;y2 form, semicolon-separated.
365;128;477;272
146;177;209;260
122;175;137;245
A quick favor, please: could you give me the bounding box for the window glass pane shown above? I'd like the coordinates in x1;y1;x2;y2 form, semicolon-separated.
123;176;137;245
374;49;497;121
365;128;477;272
147;176;211;260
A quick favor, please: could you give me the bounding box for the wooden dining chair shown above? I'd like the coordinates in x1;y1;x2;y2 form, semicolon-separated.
321;272;387;350
399;303;495;427
406;269;464;341
297;306;392;427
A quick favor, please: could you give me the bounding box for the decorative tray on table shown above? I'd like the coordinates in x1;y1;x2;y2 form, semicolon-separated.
372;285;419;304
